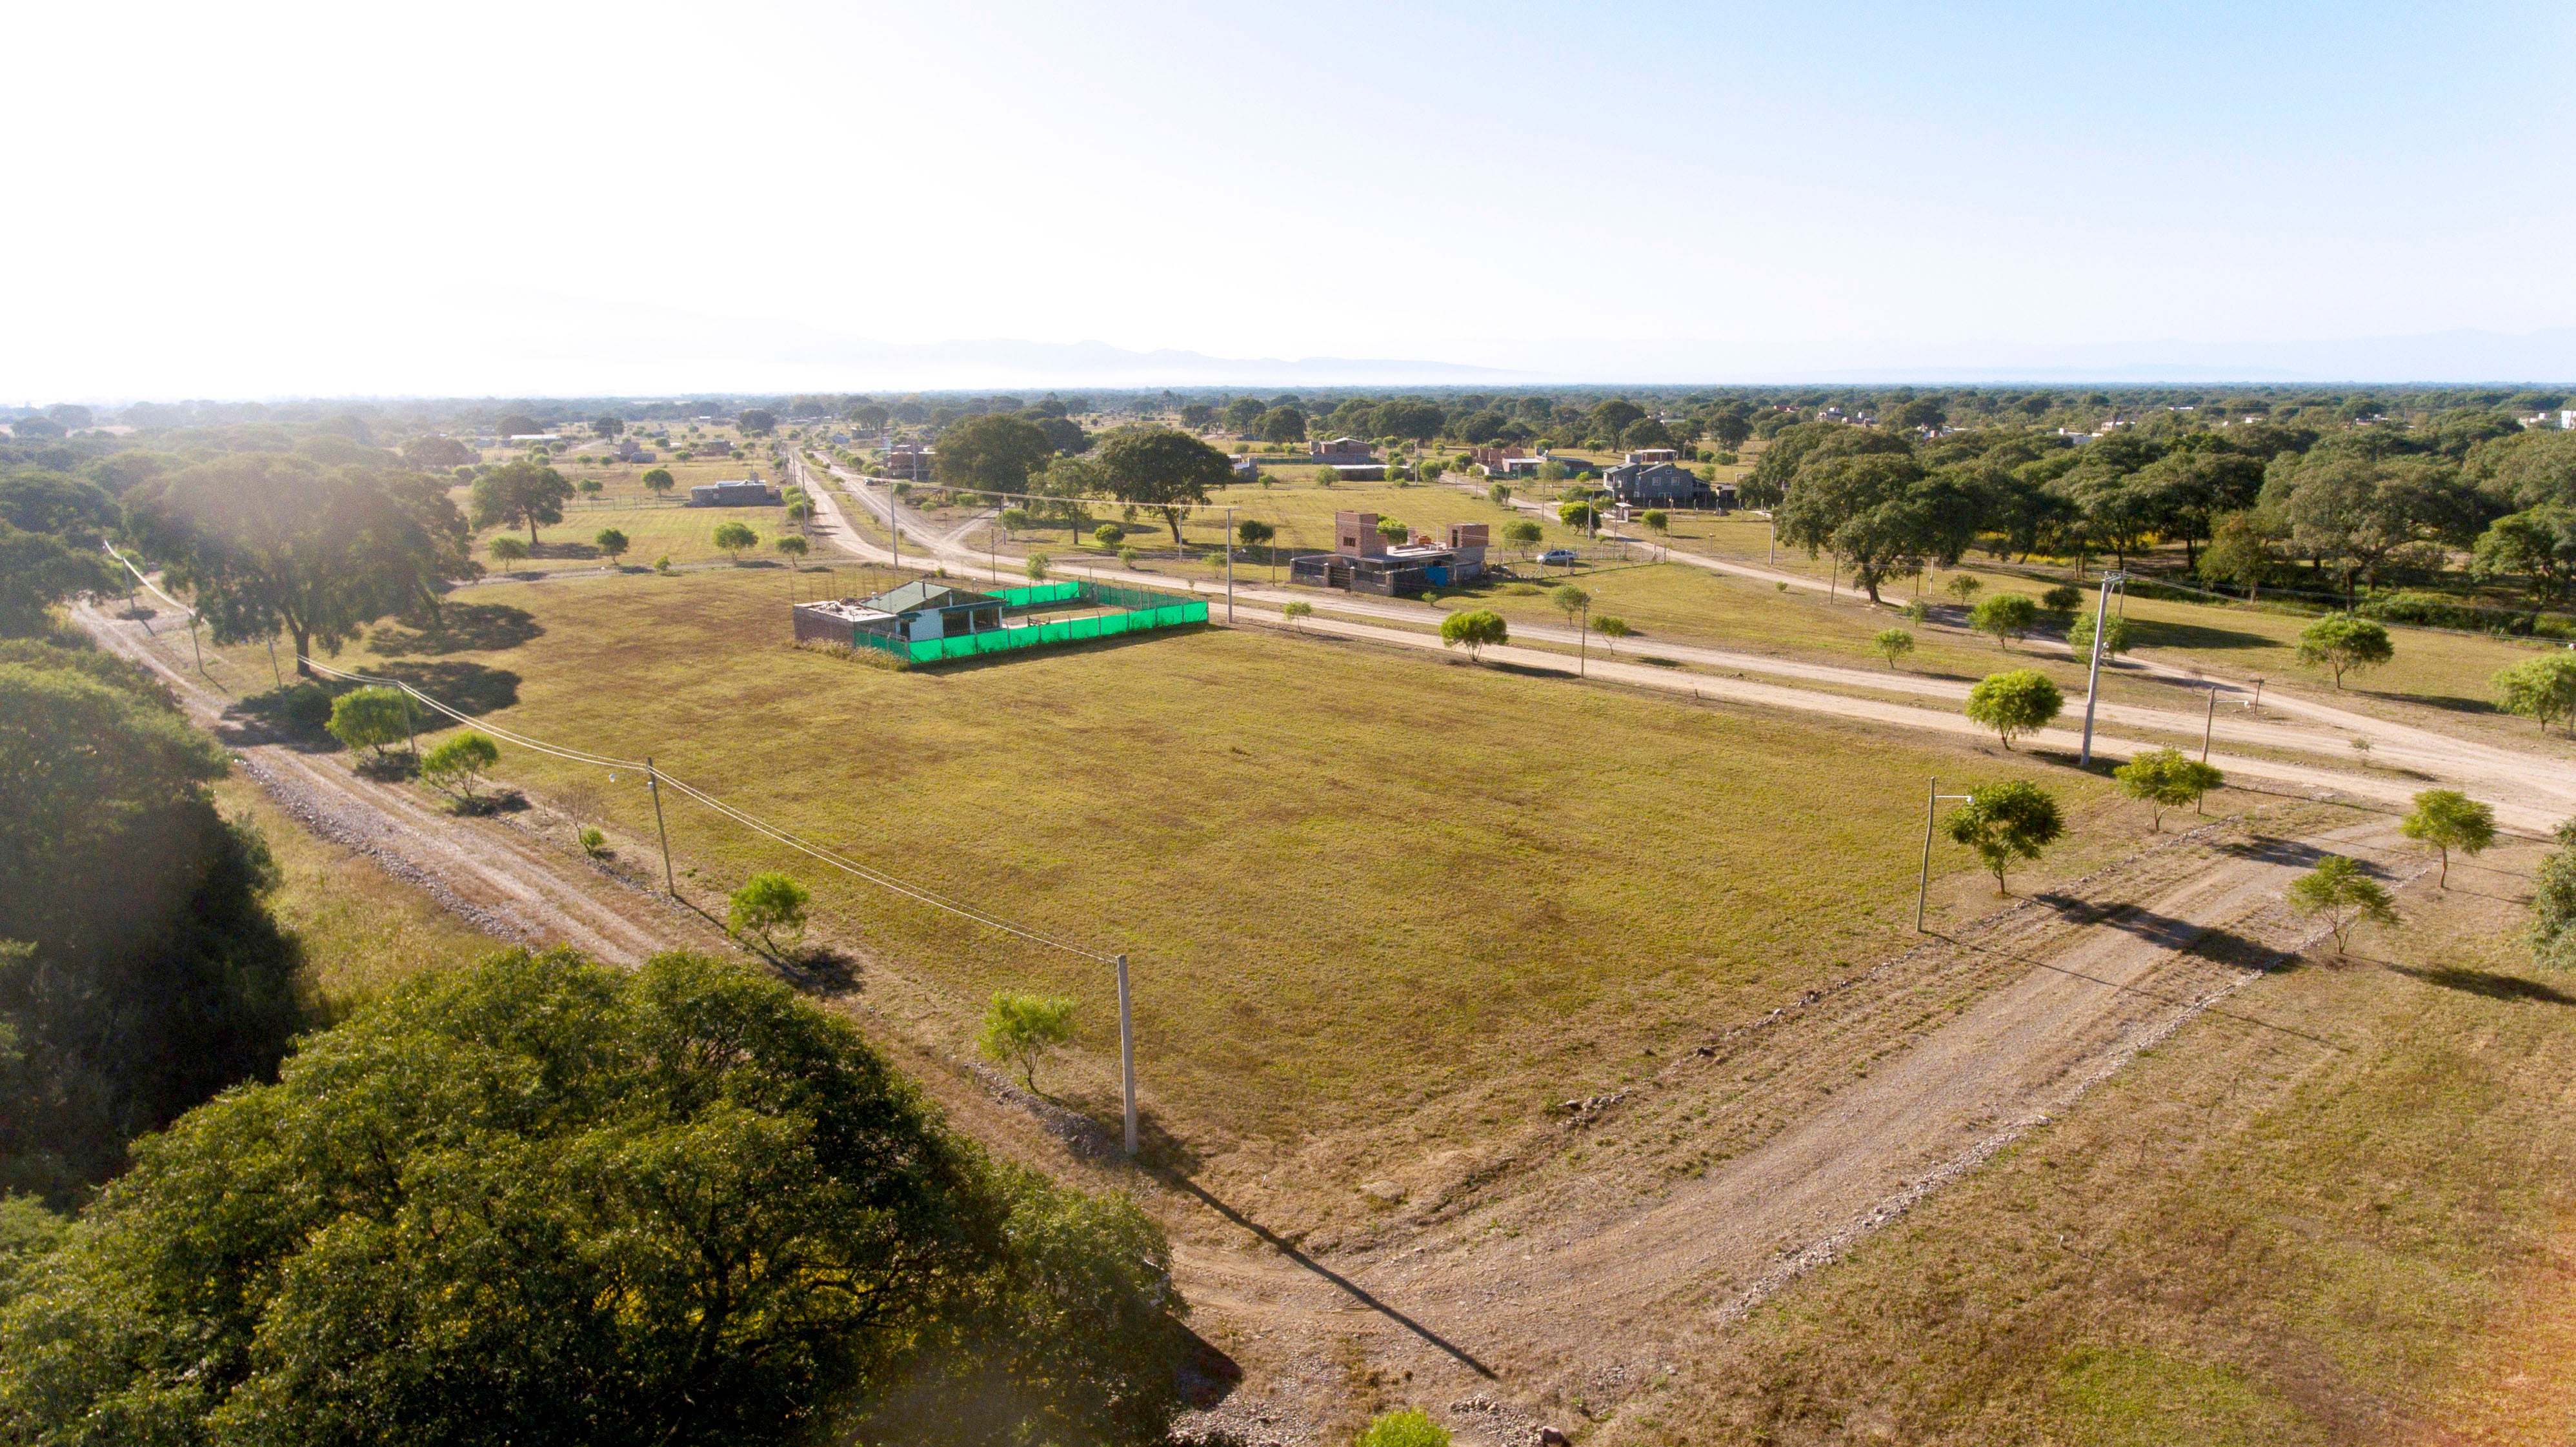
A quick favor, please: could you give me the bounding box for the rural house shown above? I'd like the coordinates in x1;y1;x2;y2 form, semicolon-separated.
687;478;780;507
1289;512;1488;595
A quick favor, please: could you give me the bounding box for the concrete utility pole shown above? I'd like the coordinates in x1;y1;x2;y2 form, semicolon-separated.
1918;777;1975;931
1225;506;1234;623
645;756;676;896
2077;571;2127;768
2202;689;2217;764
1116;954;1138;1157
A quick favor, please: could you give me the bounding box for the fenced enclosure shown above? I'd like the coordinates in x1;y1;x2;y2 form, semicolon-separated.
825;579;1208;663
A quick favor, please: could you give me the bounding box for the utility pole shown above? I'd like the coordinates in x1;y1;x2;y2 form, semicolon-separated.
1116;954;1138;1157
1225;505;1235;623
1578;602;1589;678
401;687;419;770
1768;517;1776;566
2201;689;2217;764
645;756;676;896
1918;776;1974;931
2077;571;2127;768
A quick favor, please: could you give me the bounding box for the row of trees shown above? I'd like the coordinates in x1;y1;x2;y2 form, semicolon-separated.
933;423;1234;549
1755;412;2576;613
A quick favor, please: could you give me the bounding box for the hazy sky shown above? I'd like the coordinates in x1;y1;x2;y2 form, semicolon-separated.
10;0;2575;398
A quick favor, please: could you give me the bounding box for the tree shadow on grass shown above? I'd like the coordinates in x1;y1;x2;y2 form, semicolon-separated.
2131;618;2280;652
1489;659;1577;680
369;603;543;656
530;539;599;560
2386;963;2576;1006
367;660;521;716
2373;691;2499;717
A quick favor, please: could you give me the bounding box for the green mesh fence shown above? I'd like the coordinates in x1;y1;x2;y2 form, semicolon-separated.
845;580;1206;663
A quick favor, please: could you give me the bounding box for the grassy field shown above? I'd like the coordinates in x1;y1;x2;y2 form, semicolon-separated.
1602;836;2576;1446
211;776;501;1012
333;565;2122;1157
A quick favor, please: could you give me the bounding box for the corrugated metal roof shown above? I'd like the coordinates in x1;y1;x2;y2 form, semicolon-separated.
863;580;997;614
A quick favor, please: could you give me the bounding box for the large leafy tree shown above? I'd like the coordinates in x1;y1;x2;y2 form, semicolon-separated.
2470;505;2576;606
468;458;577;545
1098;428;1232;547
934;413;1053;500
125;454;452;673
0;645;303;1200
0;525;114;638
0;948;1191;1444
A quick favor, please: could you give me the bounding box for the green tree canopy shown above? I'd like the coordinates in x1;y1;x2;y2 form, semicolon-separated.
0;948;1189;1444
1969;593;2041;649
594;527;630;562
977;991;1078;1093
2287;855;2399;954
2111;747;2223;831
0;523;115;638
2493;654;2576;734
712;520;760;561
2468;506;2576;607
2293;613;2394;688
1440;607;1507;662
467;459;577;545
0;644;302;1200
124;454;455;673
419;731;499;800
2401;789;2496;888
1943;779;2066;893
325;685;412;759
641;467;676;496
2066;606;2135;660
727;871;810;956
934;413;1053;501
1098;429;1231;547
1964;667;2063;748
1873;627;1915;669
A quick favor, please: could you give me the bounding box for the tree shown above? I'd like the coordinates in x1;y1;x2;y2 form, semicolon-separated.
0;647;303;1200
728;871;810;956
124;453;453;674
325;685;412;760
0;947;1189;1444
2066;607;2135;661
713;520;760;563
2530;823;2576;967
736;407;778;435
2402;789;2496;888
2469;506;2576;607
1098;428;1231;547
591;414;624;438
1222;397;1265;434
1502;519;1544;556
641;466;676;500
1873;627;1915;669
1377;518;1411;545
2295;613;2394;689
1440;608;1507;662
1280;600;1313;629
1550;584;1591;629
2287;855;2399;955
468;458;577;545
1965;668;2063;748
1025;552;1051;582
775;535;809;563
0;523;114;638
491;412;543;438
1236;517;1274;551
936;413;1053;500
2493;654;2576;734
1944;779;2066;893
595;527;630;564
2112;747;2222;831
1641;509;1669;534
1376;400;1445;443
1591;614;1632;650
998;507;1033;537
488;534;530;563
978;991;1077;1093
1969;593;2040;649
1256;407;1307;443
1945;574;1983;605
419;731;499;801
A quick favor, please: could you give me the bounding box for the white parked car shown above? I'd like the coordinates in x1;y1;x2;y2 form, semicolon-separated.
1538;549;1578;567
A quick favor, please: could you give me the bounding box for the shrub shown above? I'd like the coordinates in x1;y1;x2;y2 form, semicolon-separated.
488;535;530;563
325;685;412;758
1358;1409;1451;1447
653;554;673;574
2067;607;2135;660
978;991;1077;1092
1025;552;1051;582
1943;779;2066;893
2288;855;2399;954
2295;613;2395;687
1965;668;2064;748
1093;523;1124;546
594;527;630;563
1873;627;1915;669
1117;547;1140;568
2041;584;2082;612
419;731;500;801
1945;574;1982;604
727;871;810;956
2493;654;2576;733
1440;608;1508;661
578;826;606;857
1970;593;2040;648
